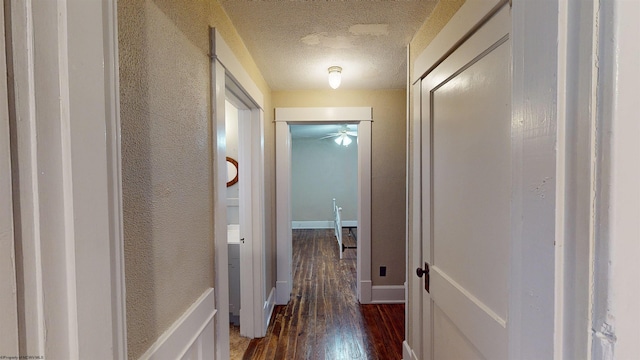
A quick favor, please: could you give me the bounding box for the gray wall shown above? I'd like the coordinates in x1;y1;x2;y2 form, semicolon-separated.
292;136;358;223
118;0;274;357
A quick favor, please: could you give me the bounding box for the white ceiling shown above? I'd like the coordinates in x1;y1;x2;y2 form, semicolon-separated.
220;0;438;91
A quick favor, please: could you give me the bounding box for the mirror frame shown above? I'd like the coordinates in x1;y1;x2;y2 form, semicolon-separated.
226;157;239;187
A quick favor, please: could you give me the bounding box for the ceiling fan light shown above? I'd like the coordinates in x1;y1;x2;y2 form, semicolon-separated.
342;135;352;146
334;136;343;145
328;66;342;89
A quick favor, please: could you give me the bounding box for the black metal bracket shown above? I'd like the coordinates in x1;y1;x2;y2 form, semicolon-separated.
342;226;357;252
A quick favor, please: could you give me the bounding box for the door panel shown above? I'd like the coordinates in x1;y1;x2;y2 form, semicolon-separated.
433;306;484;360
238;108;255;337
422;5;511;360
431;38;511;320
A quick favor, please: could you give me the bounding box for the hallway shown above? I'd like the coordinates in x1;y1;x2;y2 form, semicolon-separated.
6;1;638;358
242;229;404;359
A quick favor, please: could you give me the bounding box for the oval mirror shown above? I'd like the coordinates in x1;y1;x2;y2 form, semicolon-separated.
226;157;238;187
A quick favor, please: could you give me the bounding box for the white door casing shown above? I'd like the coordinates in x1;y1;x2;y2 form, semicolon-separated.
7;0;126;357
404;80;423;360
210;28;268;359
235;101;267;338
275;107;373;304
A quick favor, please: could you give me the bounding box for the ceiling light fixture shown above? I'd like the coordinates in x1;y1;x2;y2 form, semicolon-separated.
328;66;342;89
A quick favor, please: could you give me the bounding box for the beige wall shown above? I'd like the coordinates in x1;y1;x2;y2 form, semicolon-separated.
409;0;467;81
273;90;406;286
118;0;273;358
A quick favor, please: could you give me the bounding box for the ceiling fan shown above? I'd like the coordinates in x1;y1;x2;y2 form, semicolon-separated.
320;125;357;146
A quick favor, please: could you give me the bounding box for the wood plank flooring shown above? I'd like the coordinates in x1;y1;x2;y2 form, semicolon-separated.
243;229;404;360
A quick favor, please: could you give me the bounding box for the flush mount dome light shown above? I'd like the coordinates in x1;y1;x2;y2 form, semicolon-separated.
328;66;342;89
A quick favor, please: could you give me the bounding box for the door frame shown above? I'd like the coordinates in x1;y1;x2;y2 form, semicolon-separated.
6;0;126;357
227;93;267;338
210;28;269;359
274;107;373;304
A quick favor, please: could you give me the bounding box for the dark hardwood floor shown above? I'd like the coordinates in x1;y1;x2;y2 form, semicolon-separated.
243;229;404;360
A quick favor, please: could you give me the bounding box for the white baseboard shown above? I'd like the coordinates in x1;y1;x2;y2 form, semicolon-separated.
263;287;276;335
276;281;290;305
292;221;332;229
360;280;372;304
403;340;419;360
371;285;406;304
139;288;216;360
292;220;358;229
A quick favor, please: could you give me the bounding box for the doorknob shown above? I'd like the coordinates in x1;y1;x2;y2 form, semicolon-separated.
416;265;427;277
416;262;430;293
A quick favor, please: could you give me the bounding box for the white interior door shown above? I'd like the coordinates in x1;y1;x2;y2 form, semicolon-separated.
420;4;511;359
238;106;258;338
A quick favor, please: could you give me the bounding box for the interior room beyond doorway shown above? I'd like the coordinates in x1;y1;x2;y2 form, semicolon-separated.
290;124;358;234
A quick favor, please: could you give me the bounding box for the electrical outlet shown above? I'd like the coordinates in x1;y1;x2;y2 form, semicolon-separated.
380;266;387;277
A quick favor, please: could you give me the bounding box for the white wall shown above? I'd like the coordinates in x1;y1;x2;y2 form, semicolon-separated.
292;136;358;223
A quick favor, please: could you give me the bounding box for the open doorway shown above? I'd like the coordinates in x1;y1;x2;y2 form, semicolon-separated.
211;28;271;360
290;124;358;261
222;89;265;335
275;107;373;305
223;100;245;356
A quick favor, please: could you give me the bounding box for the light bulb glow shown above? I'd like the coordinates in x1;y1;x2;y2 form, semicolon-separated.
328;66;342;89
334;133;351;146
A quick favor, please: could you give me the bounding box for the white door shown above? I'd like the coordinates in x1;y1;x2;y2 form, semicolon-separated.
238;107;255;337
420;4;511;359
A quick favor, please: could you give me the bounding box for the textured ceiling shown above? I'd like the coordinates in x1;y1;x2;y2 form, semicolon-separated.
220;0;438;91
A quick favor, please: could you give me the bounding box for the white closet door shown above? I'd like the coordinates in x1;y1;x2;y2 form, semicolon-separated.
421;4;512;359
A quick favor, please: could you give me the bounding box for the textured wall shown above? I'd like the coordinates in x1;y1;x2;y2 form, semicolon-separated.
292;137;358;222
273;90;406;286
118;0;273;358
409;0;467;81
